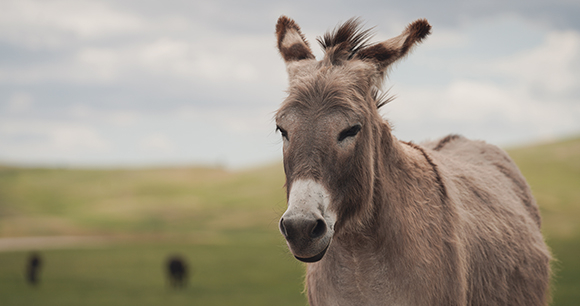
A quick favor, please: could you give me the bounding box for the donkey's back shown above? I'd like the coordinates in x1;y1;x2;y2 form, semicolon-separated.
423;134;551;305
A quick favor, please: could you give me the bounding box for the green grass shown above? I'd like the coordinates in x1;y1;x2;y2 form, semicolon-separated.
0;164;306;305
0;136;579;305
0;165;288;236
507;136;580;306
0;237;306;306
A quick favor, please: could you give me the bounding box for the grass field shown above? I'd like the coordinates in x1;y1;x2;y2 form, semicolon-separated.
0;237;306;306
0;136;579;305
507;136;580;305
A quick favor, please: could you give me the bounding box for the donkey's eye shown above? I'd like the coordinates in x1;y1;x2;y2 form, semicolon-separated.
276;125;289;140
338;124;362;142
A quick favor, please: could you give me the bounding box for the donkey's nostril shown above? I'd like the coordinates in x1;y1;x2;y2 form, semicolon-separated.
309;219;327;239
280;217;326;241
279;218;288;238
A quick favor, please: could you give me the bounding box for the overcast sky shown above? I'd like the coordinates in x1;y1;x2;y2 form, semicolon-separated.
1;0;579;168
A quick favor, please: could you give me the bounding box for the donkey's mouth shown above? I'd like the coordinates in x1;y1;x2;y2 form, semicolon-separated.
294;242;330;263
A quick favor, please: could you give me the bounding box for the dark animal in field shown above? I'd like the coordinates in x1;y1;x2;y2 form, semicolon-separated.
25;252;42;286
274;16;551;306
166;255;188;288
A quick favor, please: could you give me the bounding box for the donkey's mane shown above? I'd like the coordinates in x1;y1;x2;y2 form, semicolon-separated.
372;87;395;109
317;18;374;63
317;19;395;109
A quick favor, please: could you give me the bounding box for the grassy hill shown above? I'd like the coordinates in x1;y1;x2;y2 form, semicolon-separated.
0;136;579;305
0;164;306;306
0;164;287;238
507;136;580;305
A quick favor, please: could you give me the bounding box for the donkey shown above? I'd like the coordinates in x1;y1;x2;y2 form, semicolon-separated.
274;16;551;306
25;252;42;286
166;255;189;289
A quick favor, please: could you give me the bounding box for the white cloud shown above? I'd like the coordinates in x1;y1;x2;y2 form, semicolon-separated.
387;27;580;145
492;31;580;94
1;34;282;86
132;35;276;83
423;28;468;49
106;111;142;127
0;120;111;163
195;107;275;134
67;104;142;127
1;2;579;168
6;92;34;113
0;0;285;96
394;80;577;127
0;0;144;48
138;132;176;153
439;81;530;123
50;125;110;151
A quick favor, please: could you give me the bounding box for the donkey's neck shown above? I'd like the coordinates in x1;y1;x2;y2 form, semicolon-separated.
319;124;448;304
337;122;446;255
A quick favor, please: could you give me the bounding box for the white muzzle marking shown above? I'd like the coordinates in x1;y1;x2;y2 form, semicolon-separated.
283;179;335;228
280;179;336;260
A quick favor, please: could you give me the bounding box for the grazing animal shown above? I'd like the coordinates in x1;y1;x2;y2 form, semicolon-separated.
274;16;551;306
25;252;42;286
166;255;188;289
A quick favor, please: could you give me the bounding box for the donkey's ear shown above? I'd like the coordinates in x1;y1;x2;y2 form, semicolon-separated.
356;19;431;72
276;16;315;63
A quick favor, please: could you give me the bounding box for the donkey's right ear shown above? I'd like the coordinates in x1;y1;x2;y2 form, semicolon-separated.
276;16;315;64
356;19;431;74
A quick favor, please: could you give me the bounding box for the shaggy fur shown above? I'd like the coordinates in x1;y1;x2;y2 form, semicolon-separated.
274;16;551;306
276;16;316;62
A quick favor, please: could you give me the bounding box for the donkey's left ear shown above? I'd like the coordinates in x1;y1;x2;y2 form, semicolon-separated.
276;16;315;64
356;19;431;72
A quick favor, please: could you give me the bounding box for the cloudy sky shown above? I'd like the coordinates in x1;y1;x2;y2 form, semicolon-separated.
1;0;579;168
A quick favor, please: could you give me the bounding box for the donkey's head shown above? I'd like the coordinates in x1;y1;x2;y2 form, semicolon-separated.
275;16;430;262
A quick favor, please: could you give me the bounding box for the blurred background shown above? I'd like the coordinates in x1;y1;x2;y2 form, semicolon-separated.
0;0;578;305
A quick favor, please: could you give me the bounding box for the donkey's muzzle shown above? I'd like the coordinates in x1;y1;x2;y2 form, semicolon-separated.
280;179;335;262
279;216;331;262
293;242;330;263
280;217;327;241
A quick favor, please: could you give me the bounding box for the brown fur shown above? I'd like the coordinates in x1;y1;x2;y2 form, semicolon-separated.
432;134;461;151
357;18;431;76
275;16;551;306
276;16;315;62
317;18;374;65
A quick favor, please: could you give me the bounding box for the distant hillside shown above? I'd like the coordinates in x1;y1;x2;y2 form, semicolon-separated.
1;136;579;240
507;136;580;240
0;164;286;238
506;136;580;305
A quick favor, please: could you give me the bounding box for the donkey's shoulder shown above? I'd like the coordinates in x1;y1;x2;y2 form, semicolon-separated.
421;134;509;165
421;134;541;228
